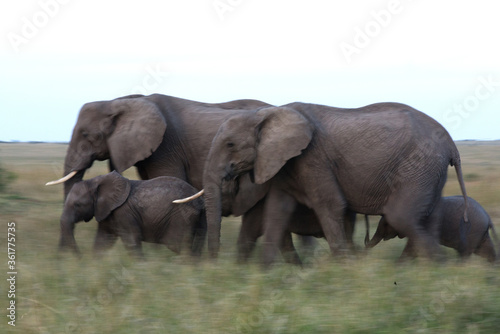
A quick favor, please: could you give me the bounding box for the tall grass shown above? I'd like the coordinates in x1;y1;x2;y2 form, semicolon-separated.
1;142;499;333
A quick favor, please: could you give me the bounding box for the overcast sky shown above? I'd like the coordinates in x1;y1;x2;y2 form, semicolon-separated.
1;0;499;142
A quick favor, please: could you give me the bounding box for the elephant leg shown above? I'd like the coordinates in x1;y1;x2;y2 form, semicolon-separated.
175;212;199;256
261;187;298;268
393;220;441;260
280;232;303;265
118;225;145;259
300;171;350;257
384;189;444;261
297;235;317;260
344;210;357;250
474;235;497;263
313;205;349;257
121;238;145;259
398;239;418;261
237;199;265;263
191;213;207;257
93;222;118;256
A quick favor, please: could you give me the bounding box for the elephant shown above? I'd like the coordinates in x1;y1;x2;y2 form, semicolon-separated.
365;196;498;262
46;94;276;253
184;101;469;266
47;94;270;202
59;171;206;258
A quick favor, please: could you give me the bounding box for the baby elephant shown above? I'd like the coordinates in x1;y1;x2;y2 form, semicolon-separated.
59;171;206;258
366;196;498;262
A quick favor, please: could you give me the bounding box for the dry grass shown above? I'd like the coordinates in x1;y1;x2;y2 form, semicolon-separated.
1;142;499;333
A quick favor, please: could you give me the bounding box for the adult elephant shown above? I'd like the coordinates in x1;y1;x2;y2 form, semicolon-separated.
46;94;272;235
185;102;469;265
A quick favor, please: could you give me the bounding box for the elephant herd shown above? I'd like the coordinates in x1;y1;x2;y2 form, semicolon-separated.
46;94;498;265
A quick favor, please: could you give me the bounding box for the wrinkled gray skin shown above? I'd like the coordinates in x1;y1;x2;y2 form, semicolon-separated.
59;171;206;258
203;102;469;266
366;196;497;262
56;94;276;252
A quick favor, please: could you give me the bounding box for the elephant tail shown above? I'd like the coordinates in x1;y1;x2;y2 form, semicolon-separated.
451;158;469;223
488;217;499;256
451;155;470;254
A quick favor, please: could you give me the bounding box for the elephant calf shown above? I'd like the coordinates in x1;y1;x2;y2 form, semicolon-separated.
366;196;498;262
59;171;206;258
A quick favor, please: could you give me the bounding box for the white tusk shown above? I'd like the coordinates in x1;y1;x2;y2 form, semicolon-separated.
173;189;204;204
45;170;79;186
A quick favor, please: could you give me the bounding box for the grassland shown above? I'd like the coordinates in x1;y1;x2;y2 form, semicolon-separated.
1;142;499;333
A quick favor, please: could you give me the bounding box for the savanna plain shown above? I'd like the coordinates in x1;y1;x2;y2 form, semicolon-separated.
1;142;499;333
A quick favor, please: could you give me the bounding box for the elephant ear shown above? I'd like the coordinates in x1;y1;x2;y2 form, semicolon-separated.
93;171;131;222
254;107;313;184
107;98;167;173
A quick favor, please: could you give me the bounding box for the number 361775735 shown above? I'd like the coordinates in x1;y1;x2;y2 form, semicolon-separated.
7;222;16;264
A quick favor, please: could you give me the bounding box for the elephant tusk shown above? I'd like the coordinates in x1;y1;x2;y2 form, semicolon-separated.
45;170;78;186
173;189;204;204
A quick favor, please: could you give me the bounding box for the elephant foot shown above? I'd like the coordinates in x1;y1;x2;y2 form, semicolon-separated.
281;252;303;267
58;245;82;259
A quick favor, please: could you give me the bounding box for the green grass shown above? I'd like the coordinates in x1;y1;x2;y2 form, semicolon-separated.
1;142;500;333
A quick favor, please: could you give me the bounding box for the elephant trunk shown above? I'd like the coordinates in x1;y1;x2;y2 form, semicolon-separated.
45;142;93;197
61;143;93;198
203;174;223;259
59;211;80;256
63;169;85;199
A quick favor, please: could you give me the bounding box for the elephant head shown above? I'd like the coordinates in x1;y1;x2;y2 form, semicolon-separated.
59;171;130;254
46;95;166;197
201;106;314;257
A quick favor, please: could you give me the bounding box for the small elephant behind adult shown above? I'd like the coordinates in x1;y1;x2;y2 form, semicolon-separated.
59;171;206;258
366;196;498;262
237;203;358;264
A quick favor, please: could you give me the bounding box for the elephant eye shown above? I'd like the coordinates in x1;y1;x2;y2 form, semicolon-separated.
226;142;235;149
82;131;89;138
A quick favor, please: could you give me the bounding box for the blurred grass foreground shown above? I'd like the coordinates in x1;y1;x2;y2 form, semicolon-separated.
1;142;500;333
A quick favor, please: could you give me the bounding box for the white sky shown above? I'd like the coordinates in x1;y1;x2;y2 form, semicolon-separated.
1;0;499;141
